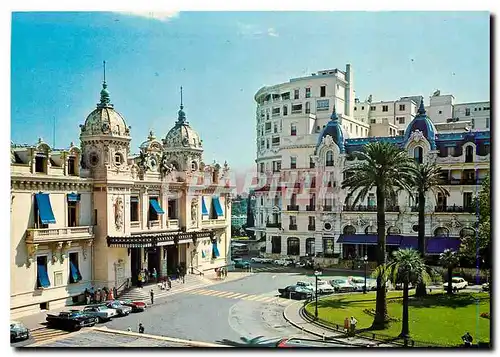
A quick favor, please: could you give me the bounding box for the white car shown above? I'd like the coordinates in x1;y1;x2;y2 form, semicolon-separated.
274;259;289;266
443;277;468;291
316;280;335;294
251;257;264;263
82;305;117;322
261;258;274;264
296;281;316;292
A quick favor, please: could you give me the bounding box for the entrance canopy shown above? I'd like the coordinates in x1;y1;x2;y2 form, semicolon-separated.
107;230;214;248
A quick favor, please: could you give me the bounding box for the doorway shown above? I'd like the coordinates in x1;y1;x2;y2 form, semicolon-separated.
130;248;141;285
147;247;160;277
166;245;179;275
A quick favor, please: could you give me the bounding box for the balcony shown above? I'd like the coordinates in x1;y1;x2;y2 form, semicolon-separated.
308;225;316;231
343;205;399;212
168;219;179;228
26;226;94;244
130;221;141;229
287;205;299;211
323;205;333;212
201;219;226;227
435;205;475;213
448;179;482;185
266;222;282;229
148;220;160;229
306;205;316;211
289;224;298;231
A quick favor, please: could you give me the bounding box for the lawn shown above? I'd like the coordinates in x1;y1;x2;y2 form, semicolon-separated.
304;291;490;347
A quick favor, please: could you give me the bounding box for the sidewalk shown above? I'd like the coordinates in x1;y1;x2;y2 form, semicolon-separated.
282;300;395;348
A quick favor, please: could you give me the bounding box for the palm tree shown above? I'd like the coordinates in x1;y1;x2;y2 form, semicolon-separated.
374;248;431;345
342;142;416;329
439;249;459;294
412;161;450;297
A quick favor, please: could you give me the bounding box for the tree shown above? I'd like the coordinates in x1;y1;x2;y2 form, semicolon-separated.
374;249;431;345
245;192;255;239
342;141;416;329
439;249;459;294
460;174;491;267
412;161;449;297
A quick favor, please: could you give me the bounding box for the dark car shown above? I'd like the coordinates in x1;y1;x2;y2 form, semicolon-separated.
278;285;313;300
105;301;132;316
233;258;251;269
10;321;30;343
46;311;98;331
118;300;147;312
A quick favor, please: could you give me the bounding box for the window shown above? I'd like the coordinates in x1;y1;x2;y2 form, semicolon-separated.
486;118;490;128
399;104;406;111
290;157;297;169
272;137;280;146
36;256;50;288
35;155;46;173
273;123;278;133
465;108;471;116
370;119;376;124
470;118;475;129
294;89;299;100
266;139;270;149
271;236;281;254
447;147;455;156
69;252;82;283
291;104;302;113
287;238;300;255
316;99;329;111
305;102;311;114
272;107;280;116
130;196;139;222
308;216;315;228
305;87;311;98
283;105;288;116
368;193;375;207
265;122;271;132
370;106;376;111
67;201;78;227
309;156;315;168
361;106;364;110
289;216;296;225
290;124;297;136
281;92;290;100
68;156;76;175
290;193;297;206
260;196;264;205
320;86;326;97
33;195;49;229
382;105;388;112
465;146;474;163
259;163;264;173
414;146;423;164
354;107;357;111
474;107;477;111
437;192;447;210
355;125;358;135
149;197;160;221
397;117;405;124
326;151;334;166
350;123;353;132
463;192;473;209
306;238;315;256
168;199;177;219
114;152;123;166
398;130;404;136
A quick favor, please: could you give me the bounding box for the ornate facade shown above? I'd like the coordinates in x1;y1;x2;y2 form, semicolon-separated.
11;79;232;318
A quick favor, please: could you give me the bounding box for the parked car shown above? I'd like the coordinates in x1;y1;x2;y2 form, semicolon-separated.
296;281;316;292
119;300;147;312
261;258;274;264
274;258;290;266
316;280;335;294
330;278;356;293
233;258;251;269
443;277;468;292
105;301;132;316
395;282;414;290
10;321;29;343
250;257;264;263
46;311;98;331
278;285;314;300
482;282;490;292
82;305;117;322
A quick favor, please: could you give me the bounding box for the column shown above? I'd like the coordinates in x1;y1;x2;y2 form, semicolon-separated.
281;236;287;256
299;237;306;257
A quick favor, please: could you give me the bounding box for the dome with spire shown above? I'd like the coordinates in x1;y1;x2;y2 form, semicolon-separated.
163;89;203;151
315;106;346;153
404;99;437;149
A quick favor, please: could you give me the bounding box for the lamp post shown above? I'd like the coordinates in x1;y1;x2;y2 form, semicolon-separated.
363;255;368;294
314;270;322;319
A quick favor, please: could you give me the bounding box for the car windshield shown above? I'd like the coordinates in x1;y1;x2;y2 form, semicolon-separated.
351;278;364;283
452;278;462;282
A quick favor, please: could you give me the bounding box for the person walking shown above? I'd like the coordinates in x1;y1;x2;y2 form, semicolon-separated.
150;288;154;305
138;323;144;334
181;266;186;284
350;316;358;336
176;266;181;282
95;289;101;304
90;286;95;303
462;332;473;347
152;268;158;283
166;276;172;290
343;317;350;334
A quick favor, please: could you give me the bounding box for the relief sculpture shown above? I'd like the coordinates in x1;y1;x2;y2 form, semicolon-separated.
191;198;198;224
114;196;124;230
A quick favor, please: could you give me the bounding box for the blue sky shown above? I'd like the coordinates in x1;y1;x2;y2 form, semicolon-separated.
11;11;490;173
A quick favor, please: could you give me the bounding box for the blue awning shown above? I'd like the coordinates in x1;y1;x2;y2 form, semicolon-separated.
37;264;51;288
130;196;139;203
69;261;82;283
212;196;224;217
149;199;165;214
427;238;461;255
337;235;402;246
212;243;220;259
67;193;81;202
35;193;56;224
201;197;209;215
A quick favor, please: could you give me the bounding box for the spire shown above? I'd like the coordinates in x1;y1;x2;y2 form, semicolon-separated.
330;105;338;121
177;86;187;124
417;98;426;115
98;60;112;108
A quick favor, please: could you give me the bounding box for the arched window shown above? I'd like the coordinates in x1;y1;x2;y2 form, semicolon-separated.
343;225;356;235
287;237;300;256
434;227;450;237
414;146;423;164
465;145;474;163
365;225;377;234
306;238;315;257
387;226;401;235
460;227;475;238
326;151;334;166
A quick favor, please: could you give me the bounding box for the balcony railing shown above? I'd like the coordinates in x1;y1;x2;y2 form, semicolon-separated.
287;205;299;211
435;205;475;213
201;219;226;227
168;219;179;228
343;205;399;212
323;205;333;212
308;225;316;231
26;226;94;244
148;220;160;228
448;179;482;185
130;221;141;229
306;205;316;211
266;222;282;228
289;224;298;230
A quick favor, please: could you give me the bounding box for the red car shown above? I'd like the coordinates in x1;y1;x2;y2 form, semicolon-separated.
118;300;147;312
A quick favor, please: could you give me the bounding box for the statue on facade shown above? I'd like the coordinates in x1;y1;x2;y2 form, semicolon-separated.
191;199;198;224
114;197;124;230
138;151;149;172
367;94;373;103
160;154;175;177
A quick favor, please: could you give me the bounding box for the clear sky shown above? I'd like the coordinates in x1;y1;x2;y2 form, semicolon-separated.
11;11;490;174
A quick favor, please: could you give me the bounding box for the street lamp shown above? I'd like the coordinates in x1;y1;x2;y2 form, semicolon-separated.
363;255;368;294
314;270;322;319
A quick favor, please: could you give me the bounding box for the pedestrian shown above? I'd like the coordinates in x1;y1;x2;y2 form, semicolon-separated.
138;323;144;334
150;288;154;305
176;266;181;281
462;332;473;347
350;316;358;335
95;289;101;303
152;268;158;283
181;267;186;284
343;317;350;334
166;276;172;289
127;327;132;332
144;268;150;283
